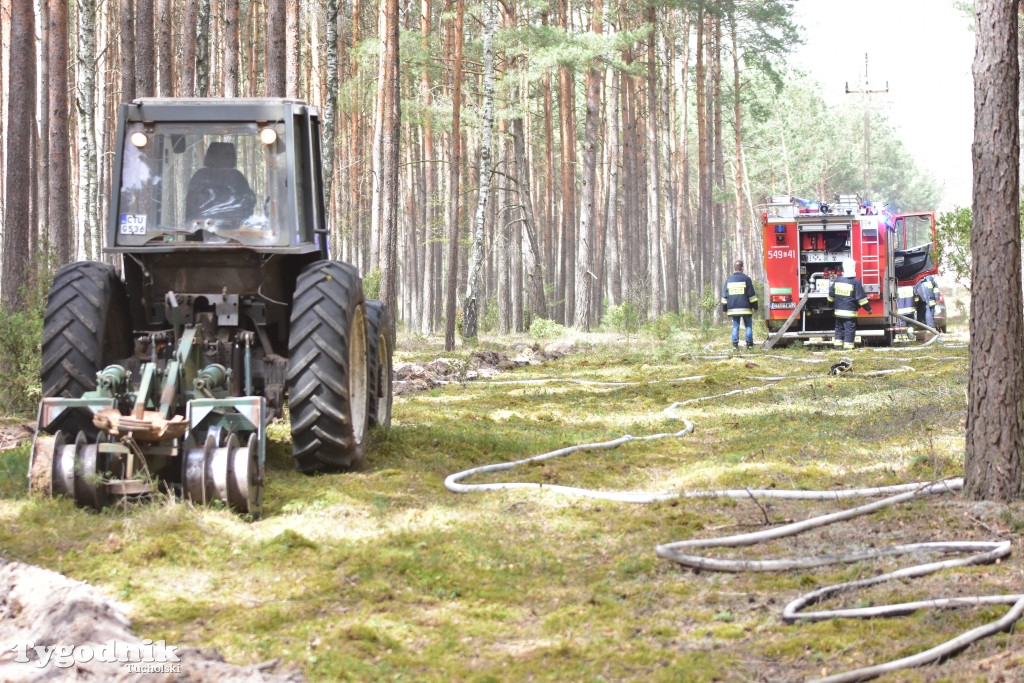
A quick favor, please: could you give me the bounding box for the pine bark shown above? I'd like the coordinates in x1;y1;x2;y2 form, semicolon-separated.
48;0;73;265
419;0;438;334
556;0;576;324
3;0;35;309
156;0;173;96
965;0;1024;501
196;0;210;96
574;0;603;330
119;0;135;101
604;70;621;308
646;7;663;319
265;0;286;95
135;0;155;97
286;0;300;97
224;0;240;96
180;0;198;96
512;114;547;320
443;0;465;351
378;0;401;333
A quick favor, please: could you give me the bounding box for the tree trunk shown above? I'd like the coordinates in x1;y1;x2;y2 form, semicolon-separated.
119;0;135;101
604;69;621;308
712;15;726;294
729;10;747;271
180;0;198;96
419;0;437;334
75;0;99;259
156;0;173;96
286;0;300;97
463;0;496;340
646;6;663;320
574;0;603;330
965;0;1024;501
196;0;211;96
443;0;465;351
3;0;36;309
134;0;155;97
265;0;286;96
542;13;555;316
378;0;401;335
222;0;240;96
369;1;387;271
48;0;73;265
512;113;547;319
557;0;576;324
323;0;339;201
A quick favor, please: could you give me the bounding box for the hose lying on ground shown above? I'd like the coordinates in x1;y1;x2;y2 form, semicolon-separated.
444;358;1021;682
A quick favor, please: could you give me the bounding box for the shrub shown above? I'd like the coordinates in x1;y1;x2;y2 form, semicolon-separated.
0;274;49;417
604;302;641;337
529;317;564;340
363;268;381;300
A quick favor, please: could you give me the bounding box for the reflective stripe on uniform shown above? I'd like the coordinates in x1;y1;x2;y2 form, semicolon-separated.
835;309;859;318
833;282;854;296
728;309;753;316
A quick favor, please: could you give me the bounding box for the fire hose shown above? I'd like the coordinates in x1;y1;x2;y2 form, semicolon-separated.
444;362;1021;682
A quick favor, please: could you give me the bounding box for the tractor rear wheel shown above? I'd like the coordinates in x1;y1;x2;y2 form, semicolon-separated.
40;261;132;434
287;260;369;473
365;299;393;429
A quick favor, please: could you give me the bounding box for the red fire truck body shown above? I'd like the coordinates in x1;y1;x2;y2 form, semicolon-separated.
761;194;937;346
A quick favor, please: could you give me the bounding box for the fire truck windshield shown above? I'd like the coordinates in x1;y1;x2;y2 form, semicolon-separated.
896;214;934;249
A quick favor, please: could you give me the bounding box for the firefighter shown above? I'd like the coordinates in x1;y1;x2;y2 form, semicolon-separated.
828;258;872;350
915;276;936;331
721;260;758;350
896;283;917;341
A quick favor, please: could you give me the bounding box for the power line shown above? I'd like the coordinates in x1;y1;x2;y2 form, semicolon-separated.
846;53;889;196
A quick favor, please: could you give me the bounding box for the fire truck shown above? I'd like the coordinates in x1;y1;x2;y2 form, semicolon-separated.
761;194;937;347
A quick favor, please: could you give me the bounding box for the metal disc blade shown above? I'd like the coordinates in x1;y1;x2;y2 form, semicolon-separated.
206;433;237;505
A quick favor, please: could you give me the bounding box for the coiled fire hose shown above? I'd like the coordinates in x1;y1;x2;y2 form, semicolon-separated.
444;359;1021;682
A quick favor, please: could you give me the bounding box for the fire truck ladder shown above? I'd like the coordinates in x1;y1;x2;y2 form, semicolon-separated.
860;228;881;292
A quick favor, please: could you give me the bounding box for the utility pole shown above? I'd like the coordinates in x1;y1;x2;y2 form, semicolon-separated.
845;53;888;197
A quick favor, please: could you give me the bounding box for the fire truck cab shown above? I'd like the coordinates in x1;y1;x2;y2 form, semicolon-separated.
761;194;937;347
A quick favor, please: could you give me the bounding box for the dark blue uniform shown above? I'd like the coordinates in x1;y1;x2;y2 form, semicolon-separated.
721;271;758;348
828;276;871;349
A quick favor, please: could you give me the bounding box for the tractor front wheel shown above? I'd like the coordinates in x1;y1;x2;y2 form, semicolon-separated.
287;260;369;473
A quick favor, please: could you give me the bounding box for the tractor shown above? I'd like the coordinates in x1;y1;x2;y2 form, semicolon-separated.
28;98;394;517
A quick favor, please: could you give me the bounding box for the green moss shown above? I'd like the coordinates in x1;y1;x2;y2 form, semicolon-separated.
0;339;996;681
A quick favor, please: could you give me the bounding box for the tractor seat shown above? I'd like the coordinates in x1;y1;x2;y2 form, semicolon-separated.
185;142;256;226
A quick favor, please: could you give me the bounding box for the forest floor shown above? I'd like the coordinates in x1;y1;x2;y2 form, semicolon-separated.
2;309;1024;682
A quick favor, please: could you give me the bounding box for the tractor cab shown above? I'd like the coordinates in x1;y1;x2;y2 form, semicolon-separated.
109;98;328;255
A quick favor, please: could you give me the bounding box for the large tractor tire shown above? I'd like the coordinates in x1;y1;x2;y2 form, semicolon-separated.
365;299;393;429
287;260;369;473
40;261;133;434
